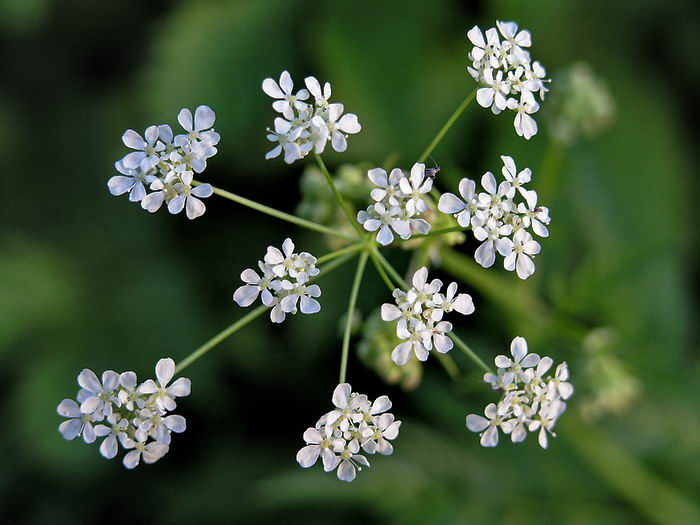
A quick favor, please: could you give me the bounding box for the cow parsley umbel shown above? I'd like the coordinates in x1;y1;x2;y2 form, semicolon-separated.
233;238;321;323
438;155;550;279
466;337;573;448
296;383;401;482
108;105;219;219
467;21;550;139
84;16;576;481
380;267;475;365
263;71;361;164
57;358;190;468
357;163;433;245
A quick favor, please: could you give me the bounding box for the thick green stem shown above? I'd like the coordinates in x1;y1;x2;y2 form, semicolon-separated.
417;89;477;164
196;181;357;241
313;154;365;236
339;251;369;383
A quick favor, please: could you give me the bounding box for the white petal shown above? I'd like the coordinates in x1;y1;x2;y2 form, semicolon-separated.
185;196;206;220
480;426;499;447
191;184;213;198
300;296;321;314
370;396;392;415
107;176;135;196
380;304;401;321
122;129;144;150
476;88;494;108
466;414;489;432
177;108;194;132
337;461;356;482
167;195;186;215
233;285;260;307
168;377;191;397
474;241;495;268
376;225;394;246
438;193;466;214
332;384;352;408
164;414;187;433
156;358;175;387
57;398;81;418
433;334;453;353
391;342;412;366
77;369;101;393
452;294;474;315
100;435;118;459
510;337;528;362
338;113;361;134
58;419;82;440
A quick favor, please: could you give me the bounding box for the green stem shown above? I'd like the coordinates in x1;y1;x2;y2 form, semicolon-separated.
197;182;357;242
448;332;492;374
313;154;365;236
339;251;369;383
175;304;268;374
417;88;477;164
175;254;355;374
368;248;396;292
436;353;461;379
316;242;365;264
372;248;408;289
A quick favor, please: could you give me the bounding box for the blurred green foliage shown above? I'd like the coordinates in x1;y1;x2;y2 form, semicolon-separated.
1;0;699;524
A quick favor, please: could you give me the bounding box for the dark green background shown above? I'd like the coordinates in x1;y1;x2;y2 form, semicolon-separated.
1;0;698;523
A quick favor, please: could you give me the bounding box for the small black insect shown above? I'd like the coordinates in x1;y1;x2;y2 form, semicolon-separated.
425;157;441;179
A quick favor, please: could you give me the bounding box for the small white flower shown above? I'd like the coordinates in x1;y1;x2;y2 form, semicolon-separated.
121;126;164;171
476;68;510;113
466;403;503;447
262;71;310;120
437;178;481;228
398;163;433;215
500;155;531;198
502;229;540;280
265;117;304;164
108;160;156;202
77;368;120;416
175;105;220;147
57;398;102;443
319;103;361;153
517;190;550;237
494;336;540;380
368;167;403;206
477;171;512;218
122;435;169;469
473;218;513;268
507;93;540;140
548;362;574;400
138;358;191;412
296;427;342;471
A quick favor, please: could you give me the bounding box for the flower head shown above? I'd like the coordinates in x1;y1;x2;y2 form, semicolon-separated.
297;384;401;482
467;337;572;449
57;358;190;468
263;71;361;164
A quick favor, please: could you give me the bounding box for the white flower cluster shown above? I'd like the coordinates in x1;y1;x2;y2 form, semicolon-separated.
108;106;219;219
263;71;361;164
233;238;321;323
357;163;433;246
297;383;401;482
466;337;572;449
381;267;474;365
438;155;550;280
467;21;550;139
56;358;190;468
